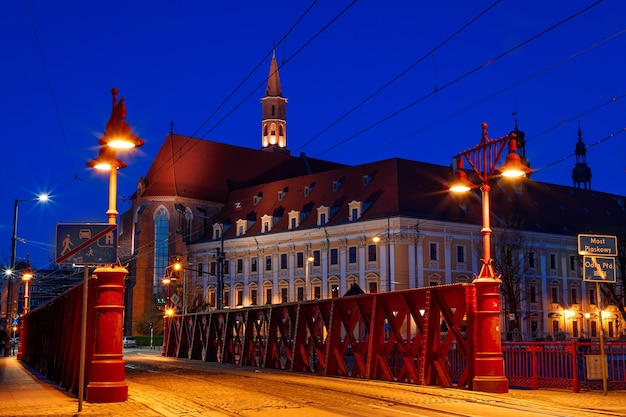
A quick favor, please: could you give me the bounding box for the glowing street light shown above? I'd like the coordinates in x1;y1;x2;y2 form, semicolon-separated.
88;88;143;226
80;88;143;405
449;122;531;393
304;254;315;301
4;193;49;357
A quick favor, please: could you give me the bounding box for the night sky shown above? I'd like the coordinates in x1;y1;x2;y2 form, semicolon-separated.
3;0;625;268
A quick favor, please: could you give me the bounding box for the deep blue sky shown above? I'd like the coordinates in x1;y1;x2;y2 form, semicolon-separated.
2;0;625;268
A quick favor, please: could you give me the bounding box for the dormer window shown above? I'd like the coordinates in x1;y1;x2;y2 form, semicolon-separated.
363;175;371;186
332;180;342;192
304;182;316;197
288;210;300;230
212;223;224;240
348;200;362;221
261;214;273;233
278;187;288;201
253;192;263;206
236;219;248;236
317;205;329;226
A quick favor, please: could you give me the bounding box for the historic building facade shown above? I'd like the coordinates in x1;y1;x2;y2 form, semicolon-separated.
118;56;625;342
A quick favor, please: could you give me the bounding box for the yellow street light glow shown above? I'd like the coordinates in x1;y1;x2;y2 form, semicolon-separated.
87;146;127;171
500;152;530;178
372;236;381;243
449;171;472;193
106;138;138;149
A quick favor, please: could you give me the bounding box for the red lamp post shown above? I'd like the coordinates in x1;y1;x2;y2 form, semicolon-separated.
450;122;531;393
161;274;175;356
82;88;143;405
15;255;33;360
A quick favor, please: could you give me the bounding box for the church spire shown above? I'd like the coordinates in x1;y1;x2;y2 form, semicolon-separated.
509;112;531;174
261;52;288;153
572;121;592;189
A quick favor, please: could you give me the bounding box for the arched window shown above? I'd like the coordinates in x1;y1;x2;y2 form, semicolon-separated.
153;206;169;292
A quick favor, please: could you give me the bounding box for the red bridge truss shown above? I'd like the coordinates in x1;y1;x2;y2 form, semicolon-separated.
163;283;477;388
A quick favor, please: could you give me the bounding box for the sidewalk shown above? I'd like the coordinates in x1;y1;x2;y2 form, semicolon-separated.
1;353;625;416
0;355;161;417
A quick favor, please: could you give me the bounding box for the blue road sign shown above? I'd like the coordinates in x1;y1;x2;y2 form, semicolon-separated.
578;234;618;257
55;223;117;265
583;256;616;283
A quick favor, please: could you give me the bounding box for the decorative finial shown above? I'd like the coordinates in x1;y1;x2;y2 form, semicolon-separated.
111;87;118;112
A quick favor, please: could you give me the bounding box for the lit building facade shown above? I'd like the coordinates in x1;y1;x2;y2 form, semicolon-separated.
118;57;625;341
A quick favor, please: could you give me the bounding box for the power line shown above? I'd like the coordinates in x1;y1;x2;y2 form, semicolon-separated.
355;30;626;164
293;0;503;154
141;1;359;195
24;0;81;182
312;0;606;159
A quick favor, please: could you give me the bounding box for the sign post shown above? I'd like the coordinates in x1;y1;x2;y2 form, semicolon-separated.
55;223;117;410
578;233;618;396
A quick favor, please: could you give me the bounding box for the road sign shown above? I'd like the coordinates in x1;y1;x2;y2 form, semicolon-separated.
55;223;117;265
578;234;618;257
582;256;616;283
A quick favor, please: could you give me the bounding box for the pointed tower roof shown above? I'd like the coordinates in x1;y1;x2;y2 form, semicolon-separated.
572;122;592;189
265;53;283;97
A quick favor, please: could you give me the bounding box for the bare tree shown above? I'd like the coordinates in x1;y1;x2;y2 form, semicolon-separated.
599;235;626;337
492;216;530;341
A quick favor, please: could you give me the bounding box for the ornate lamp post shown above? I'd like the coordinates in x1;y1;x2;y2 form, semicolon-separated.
4;193;48;357
449;122;531;393
82;88;143;405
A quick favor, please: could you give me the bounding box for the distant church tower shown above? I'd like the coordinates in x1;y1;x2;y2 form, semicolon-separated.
261;52;288;153
572;123;592;189
510;114;531;174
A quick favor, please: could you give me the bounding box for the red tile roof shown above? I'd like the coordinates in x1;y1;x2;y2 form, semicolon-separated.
139;134;345;201
206;158;626;239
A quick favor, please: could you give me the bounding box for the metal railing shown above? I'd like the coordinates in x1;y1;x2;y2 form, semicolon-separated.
503;341;626;392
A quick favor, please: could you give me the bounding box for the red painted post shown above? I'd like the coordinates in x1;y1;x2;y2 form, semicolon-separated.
472;279;508;393
86;266;128;402
571;342;580;393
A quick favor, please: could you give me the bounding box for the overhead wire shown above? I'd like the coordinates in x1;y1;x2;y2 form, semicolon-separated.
189;0;321;140
24;0;81;182
293;0;503;154
354;29;626;164
140;0;358;196
312;0;607;159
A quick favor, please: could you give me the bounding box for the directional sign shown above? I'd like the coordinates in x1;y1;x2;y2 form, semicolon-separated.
55;223;117;265
578;234;618;257
582;256;616;283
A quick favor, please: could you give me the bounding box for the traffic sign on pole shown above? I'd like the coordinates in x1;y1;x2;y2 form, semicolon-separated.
577;234;618;257
55;223;117;265
582;256;616;283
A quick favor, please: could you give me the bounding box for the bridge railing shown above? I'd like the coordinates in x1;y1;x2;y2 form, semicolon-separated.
19;279;97;396
163;283;477;389
503;341;626;392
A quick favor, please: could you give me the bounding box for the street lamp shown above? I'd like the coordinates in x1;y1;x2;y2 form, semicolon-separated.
21;255;33;315
88;87;144;226
213;223;225;310
449;122;531;394
304;253;315;301
4;193;48;357
82;88;143;404
162;274;175;316
15;255;33;360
